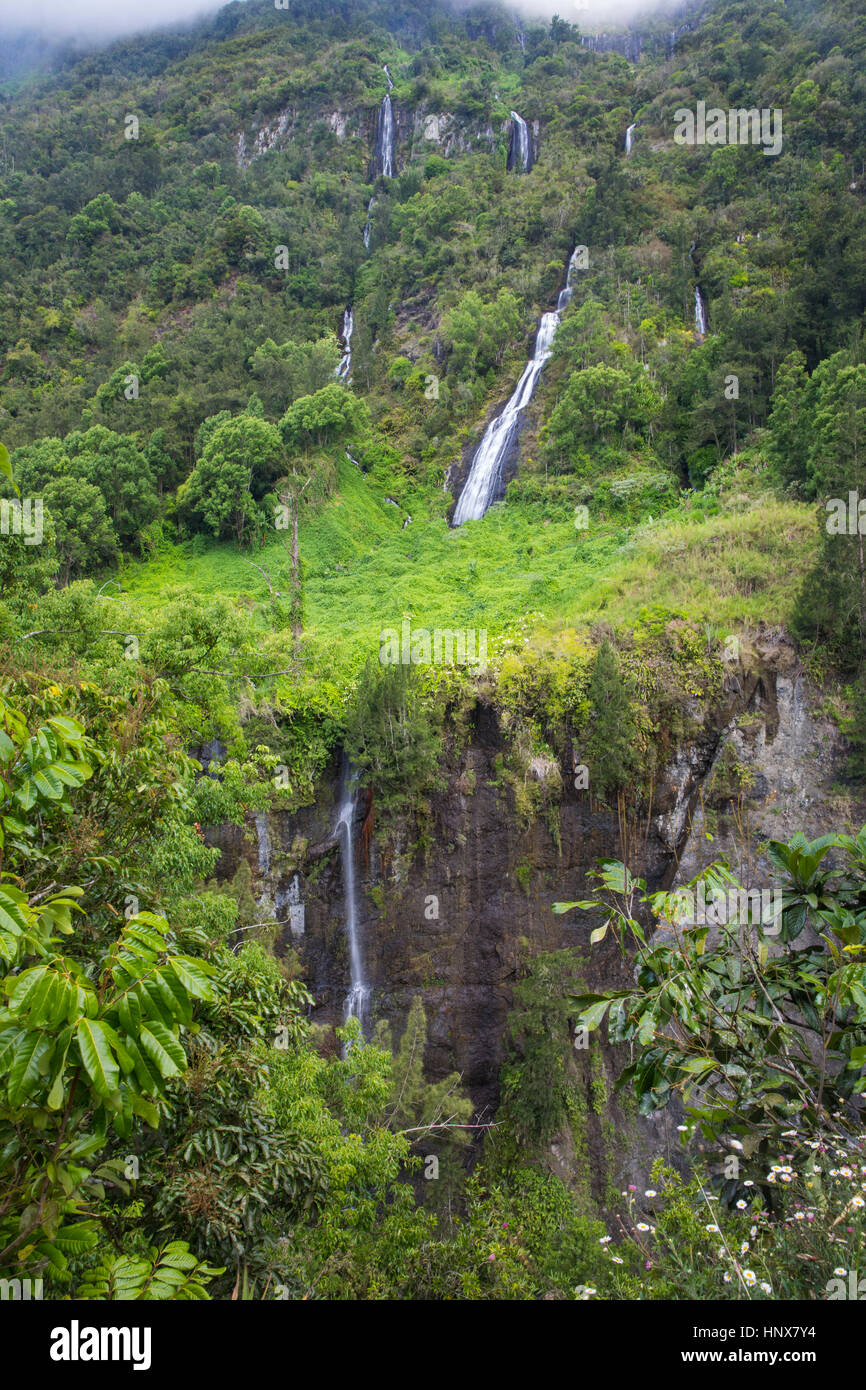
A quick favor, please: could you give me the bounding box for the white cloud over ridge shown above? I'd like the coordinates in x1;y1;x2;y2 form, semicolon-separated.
0;0;691;46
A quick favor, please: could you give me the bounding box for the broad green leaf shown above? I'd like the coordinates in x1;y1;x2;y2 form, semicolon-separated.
8;1031;54;1106
139;1022;185;1079
76;1018;120;1098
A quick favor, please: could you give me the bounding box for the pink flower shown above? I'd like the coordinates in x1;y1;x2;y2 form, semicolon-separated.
488;1253;495;1262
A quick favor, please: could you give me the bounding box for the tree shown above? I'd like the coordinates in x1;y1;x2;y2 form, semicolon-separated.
344;660;441;807
183;416;285;545
376;997;472;1142
766;349;812;495
581;640;637;804
793;357;866;668
560;833;866;1202
441;288;523;379
0;693;216;1284
250;335;342;414
43;475;117;586
278;383;368;453
64;426;158;549
545;363;661;472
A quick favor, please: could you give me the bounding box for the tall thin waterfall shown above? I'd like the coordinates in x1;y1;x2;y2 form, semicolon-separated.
694;287;708;335
508;111;532;172
363;196;374;249
625;122;636;155
336;764;369;1027
374;66;396;179
453;247;582;526
336;307;354;380
254;812;271;875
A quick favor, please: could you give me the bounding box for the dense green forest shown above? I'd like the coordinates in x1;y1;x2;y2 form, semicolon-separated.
2;0;866;1307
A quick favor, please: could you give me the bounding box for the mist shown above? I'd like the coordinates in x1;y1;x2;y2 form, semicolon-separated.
0;0;690;47
0;0;226;44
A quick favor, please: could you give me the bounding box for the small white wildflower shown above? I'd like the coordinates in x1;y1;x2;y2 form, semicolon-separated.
742;1270;757;1286
736;1200;747;1209
760;1281;772;1293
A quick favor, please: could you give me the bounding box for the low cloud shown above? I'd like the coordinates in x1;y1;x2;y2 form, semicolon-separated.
0;0;691;47
0;0;225;44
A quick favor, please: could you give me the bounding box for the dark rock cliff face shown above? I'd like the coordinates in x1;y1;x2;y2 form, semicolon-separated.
204;634;857;1144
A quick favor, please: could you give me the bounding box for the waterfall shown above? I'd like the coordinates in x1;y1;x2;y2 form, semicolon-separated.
374;67;396;179
453;248;582;526
625;122;636;155
694;287;708;336
336;764;369;1027
383;63;394;91
556;245;583;311
254;812;270;875
508;111;532;173
363;196;374;249
378;96;395;177
336;306;354;380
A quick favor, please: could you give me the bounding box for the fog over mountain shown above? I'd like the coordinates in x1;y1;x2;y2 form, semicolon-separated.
0;0;690;45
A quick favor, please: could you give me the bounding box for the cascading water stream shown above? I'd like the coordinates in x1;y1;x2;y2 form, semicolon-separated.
625;122;636;155
363;196;374;249
336;765;369;1028
452;247;582;526
336;306;354;380
374;66;396;179
694;287;708;335
508;111;531;172
254;812;271;875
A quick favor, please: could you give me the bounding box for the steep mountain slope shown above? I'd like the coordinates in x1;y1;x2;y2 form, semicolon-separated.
3;0;866;1306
